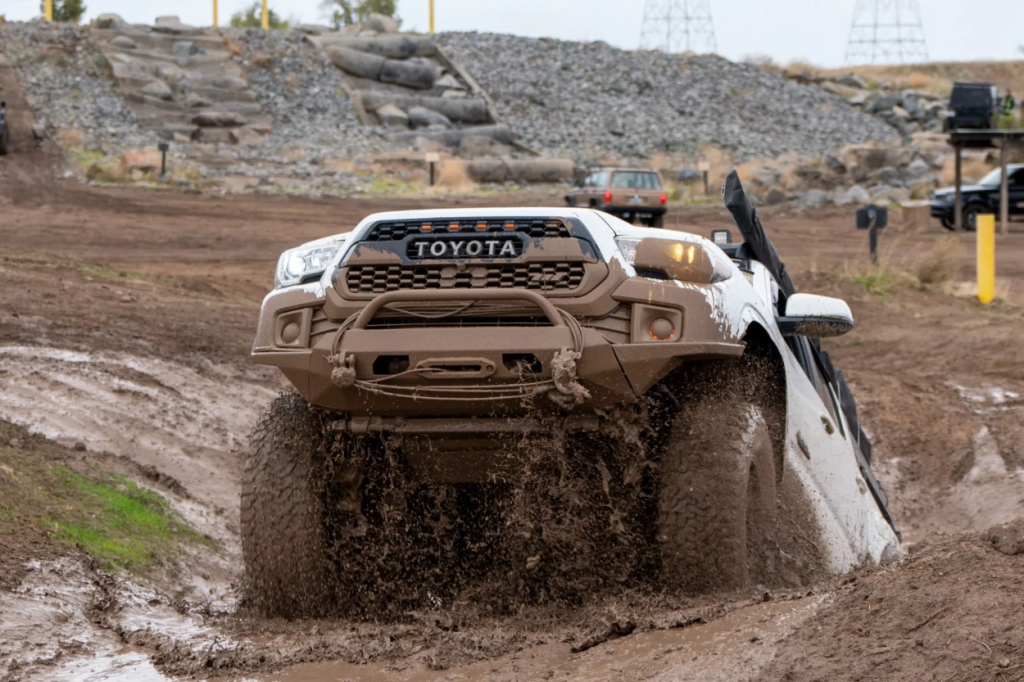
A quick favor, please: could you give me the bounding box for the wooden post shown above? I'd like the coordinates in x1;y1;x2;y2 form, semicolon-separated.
213;0;218;27
954;142;963;231
44;0;53;21
1000;136;1010;236
429;0;435;34
262;0;269;29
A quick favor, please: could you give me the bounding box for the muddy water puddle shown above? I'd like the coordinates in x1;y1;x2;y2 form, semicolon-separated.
240;598;821;682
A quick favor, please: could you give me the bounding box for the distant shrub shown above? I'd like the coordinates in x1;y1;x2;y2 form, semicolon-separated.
230;2;290;29
40;0;86;23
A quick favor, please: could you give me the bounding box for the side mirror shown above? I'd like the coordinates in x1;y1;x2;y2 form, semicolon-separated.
777;293;854;338
633;238;729;284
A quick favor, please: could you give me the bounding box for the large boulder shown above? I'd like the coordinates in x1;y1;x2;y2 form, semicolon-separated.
834;73;868;89
329;46;386;80
379;58;438;90
458;135;511;158
94;13;128;29
212;76;249;91
192;111;247;127
141;79;173;101
376;103;409;127
408;106;452;130
172;41;204;57
434;73;466;91
834;185;871;206
361;92;489;123
365;13;399;34
110;35;137;50
317;35;436;59
155;63;187;84
903;158;932;185
801;189;829;209
392;124;515;146
154;16;202;35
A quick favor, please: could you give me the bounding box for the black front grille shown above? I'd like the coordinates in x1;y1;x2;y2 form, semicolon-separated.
346;263;586;294
364;218;572;242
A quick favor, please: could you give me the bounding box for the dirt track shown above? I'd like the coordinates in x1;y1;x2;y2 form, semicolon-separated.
3;101;1024;679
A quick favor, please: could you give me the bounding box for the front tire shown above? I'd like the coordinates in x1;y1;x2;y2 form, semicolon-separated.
963;204;985;232
659;397;778;594
242;393;333;618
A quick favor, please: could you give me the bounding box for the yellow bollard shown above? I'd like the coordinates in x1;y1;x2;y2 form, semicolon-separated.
213;0;218;27
262;0;269;29
977;214;996;305
429;0;435;34
44;0;53;21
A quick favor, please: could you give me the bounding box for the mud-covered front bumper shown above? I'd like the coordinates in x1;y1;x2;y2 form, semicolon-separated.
252;276;744;418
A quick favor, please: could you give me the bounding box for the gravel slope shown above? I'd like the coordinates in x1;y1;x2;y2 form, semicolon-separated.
437;32;897;163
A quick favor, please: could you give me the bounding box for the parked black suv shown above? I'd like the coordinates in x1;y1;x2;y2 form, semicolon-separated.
931;165;1024;230
944;82;1000;131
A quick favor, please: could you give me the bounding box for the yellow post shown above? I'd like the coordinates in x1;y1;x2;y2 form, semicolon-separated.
429;0;435;34
977;214;996;305
44;0;53;21
213;0;218;27
261;0;269;29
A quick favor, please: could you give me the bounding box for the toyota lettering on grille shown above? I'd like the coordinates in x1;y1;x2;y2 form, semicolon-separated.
407;236;524;260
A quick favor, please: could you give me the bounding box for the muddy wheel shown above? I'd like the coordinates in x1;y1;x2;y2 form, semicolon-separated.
0;128;8;156
648;214;665;228
659;398;777;594
242;392;333;618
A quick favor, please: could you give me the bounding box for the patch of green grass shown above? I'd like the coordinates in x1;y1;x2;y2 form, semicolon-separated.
0;422;211;574
852;264;907;297
48;467;209;571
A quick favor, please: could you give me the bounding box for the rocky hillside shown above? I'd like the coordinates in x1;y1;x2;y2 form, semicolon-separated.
1;21;923;195
437;32;897;164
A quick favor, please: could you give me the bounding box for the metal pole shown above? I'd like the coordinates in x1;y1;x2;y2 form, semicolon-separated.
1000;137;1010;236
954;142;963;231
213;0;218;27
977;214;996;304
429;0;435;34
44;0;53;21
869;219;879;264
262;0;269;29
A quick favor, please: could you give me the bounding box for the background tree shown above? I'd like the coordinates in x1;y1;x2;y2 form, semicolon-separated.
323;0;400;30
230;2;290;29
40;0;86;23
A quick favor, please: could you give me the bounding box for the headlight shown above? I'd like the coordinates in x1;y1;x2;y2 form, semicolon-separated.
275;241;346;289
615;237;642;264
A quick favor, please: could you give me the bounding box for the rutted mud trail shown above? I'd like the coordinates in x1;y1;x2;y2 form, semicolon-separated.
1;170;1024;680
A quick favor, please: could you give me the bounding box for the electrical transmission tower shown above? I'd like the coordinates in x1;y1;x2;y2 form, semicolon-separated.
639;0;717;55
845;0;929;65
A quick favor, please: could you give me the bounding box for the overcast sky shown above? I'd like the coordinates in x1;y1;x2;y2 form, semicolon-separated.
3;0;1022;67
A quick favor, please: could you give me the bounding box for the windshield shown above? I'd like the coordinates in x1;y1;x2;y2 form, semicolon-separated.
610;171;662;190
978;169;1002;187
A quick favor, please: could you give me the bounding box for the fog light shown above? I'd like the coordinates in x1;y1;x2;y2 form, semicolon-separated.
649;318;676;341
281;322;301;344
